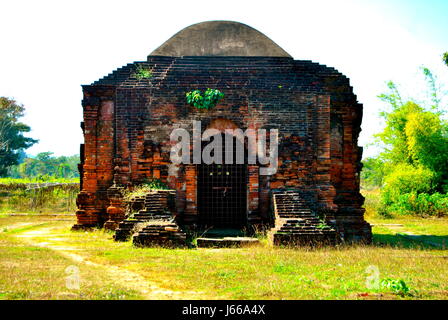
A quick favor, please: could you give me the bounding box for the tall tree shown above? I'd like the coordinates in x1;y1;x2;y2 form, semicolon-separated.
375;68;448;193
0;97;37;176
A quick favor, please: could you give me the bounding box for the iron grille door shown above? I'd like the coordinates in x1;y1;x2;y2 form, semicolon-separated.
197;163;247;227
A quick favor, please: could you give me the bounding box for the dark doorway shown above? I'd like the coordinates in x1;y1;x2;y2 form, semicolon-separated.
197;134;248;228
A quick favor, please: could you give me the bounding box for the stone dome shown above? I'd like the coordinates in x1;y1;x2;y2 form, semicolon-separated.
150;20;291;57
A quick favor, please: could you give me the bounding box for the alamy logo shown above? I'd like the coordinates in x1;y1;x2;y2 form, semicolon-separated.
170;120;278;175
65;265;80;290
365;265;380;290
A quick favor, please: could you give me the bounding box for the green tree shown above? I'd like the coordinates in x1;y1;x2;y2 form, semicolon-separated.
361;157;386;188
421;67;442;110
7;152;80;179
375;101;423;165
370;67;448;215
405;111;448;177
378;81;403;110
376;74;447;191
0;97;37;176
443;52;448;66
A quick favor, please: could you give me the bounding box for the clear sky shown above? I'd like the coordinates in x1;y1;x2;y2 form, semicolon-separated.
1;0;447;158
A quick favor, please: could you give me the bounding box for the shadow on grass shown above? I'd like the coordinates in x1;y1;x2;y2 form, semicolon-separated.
373;233;448;249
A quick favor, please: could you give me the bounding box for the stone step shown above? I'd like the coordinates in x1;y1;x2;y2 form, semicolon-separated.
281;224;315;228
283;219;320;224
271;190;338;245
276;208;310;211
114;219;145;242
273;235;337;246
196;237;259;248
138;210;168;214
280;227;318;231
277;209;309;212
276;203;308;206
277;210;309;212
278;216;312;220
133;216;172;220
278;214;315;218
279;218;318;222
135;212;172;216
140;227;179;232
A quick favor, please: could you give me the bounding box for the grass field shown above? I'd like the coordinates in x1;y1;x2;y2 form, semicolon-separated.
0;182;78;214
0;213;447;300
0;178;79;184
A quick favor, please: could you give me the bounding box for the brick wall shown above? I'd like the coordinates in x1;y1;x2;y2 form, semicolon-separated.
74;56;371;242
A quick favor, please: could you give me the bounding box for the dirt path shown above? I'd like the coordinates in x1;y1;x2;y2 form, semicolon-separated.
13;224;203;299
2;222;37;231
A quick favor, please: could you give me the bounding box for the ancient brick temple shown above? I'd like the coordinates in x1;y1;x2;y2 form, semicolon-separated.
74;21;372;244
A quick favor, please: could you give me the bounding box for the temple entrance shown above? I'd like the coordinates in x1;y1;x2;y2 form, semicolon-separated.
197;133;248;228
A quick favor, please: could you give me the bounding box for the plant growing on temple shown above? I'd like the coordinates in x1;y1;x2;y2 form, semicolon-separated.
143;178;169;190
0;97;37;176
316;219;331;230
133;64;153;80
122;179;169;201
186;88;224;110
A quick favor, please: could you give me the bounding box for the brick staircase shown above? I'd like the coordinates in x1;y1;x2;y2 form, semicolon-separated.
271;190;337;245
114;190;186;247
133;222;186;247
132;191;174;220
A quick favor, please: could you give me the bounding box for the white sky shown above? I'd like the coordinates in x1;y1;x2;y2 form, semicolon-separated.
1;0;447;158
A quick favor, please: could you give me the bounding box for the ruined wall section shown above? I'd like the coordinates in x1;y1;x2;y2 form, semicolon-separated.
74;86;115;228
318;70;371;242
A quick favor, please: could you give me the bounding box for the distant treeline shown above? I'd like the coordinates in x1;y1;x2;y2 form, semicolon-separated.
5;152;80;180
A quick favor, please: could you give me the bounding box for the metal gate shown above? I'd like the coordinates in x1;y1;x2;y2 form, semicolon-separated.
197;134;248;227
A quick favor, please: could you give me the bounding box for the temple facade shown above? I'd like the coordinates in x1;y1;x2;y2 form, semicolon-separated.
74;21;371;244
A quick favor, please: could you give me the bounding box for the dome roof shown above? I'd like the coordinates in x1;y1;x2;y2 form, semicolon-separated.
150;21;291;58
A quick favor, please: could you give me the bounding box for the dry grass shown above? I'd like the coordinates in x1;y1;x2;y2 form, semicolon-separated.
1;215;447;300
0;216;141;300
0;184;78;214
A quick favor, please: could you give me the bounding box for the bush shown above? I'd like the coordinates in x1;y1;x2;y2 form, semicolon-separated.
378;164;448;216
382;192;448;217
381;164;434;205
380;278;415;297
